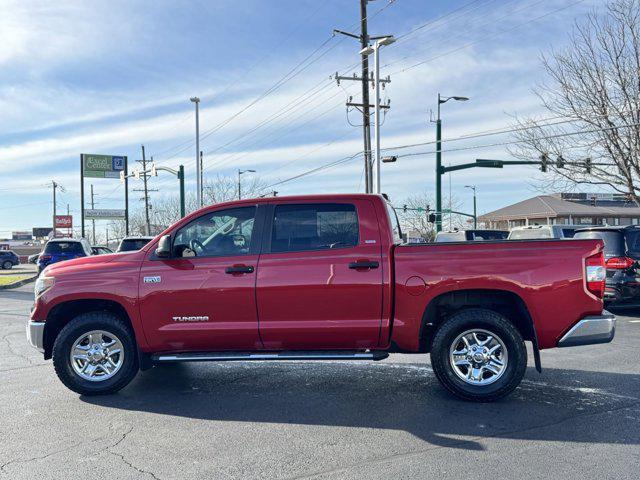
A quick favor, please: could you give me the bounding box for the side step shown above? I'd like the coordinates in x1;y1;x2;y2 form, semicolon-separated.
152;350;389;363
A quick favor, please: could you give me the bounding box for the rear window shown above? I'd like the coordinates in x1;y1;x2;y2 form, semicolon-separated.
574;230;625;256
118;239;151;252
624;230;640;257
561;228;577;238
44;241;85;254
509;228;552;240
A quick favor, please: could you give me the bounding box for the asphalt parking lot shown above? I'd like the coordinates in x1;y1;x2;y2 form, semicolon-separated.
1;284;639;480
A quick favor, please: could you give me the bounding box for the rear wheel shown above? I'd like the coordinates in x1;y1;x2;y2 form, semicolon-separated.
430;308;527;402
2;261;12;270
53;312;139;395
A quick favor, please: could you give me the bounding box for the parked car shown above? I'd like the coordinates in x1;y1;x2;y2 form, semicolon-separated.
91;246;113;255
435;229;509;242
28;194;613;401
508;225;583;240
0;250;20;269
37;238;92;274
116;236;154;252
574;225;640;304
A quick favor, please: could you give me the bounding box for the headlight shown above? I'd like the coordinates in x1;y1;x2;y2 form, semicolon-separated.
34;276;55;298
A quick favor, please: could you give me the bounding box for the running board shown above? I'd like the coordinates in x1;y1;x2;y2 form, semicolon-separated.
152;350;389;363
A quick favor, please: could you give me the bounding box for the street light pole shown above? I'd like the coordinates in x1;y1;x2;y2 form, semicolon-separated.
361;36;395;194
238;169;256;200
434;94;469;232
190;97;201;208
465;185;477;228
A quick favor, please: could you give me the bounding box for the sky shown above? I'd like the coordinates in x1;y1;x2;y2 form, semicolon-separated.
0;0;606;238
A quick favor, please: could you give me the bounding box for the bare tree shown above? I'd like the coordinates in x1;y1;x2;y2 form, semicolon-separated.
510;0;640;202
397;191;466;242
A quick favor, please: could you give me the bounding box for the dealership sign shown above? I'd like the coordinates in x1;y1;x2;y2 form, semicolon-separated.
85;209;126;220
54;215;73;228
82;154;125;179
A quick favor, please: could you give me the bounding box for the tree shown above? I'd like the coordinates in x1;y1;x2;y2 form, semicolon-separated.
396;191;465;242
510;0;640;203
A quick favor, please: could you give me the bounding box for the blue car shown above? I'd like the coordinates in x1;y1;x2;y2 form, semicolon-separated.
0;250;20;270
37;238;92;274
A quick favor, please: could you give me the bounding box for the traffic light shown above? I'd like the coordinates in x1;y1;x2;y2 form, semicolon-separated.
428;213;436;223
403;204;408;213
540;154;548;172
585;157;592;174
556;155;565;168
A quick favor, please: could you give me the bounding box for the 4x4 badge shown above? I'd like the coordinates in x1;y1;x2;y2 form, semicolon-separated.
143;276;161;283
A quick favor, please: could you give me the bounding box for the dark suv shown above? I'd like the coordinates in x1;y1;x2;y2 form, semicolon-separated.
0;250;20;269
574;226;640;304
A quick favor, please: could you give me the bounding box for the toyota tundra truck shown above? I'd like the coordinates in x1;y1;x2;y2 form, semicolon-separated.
27;194;615;401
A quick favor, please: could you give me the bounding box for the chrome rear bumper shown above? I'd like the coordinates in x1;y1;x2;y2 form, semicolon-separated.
557;311;616;348
26;321;45;352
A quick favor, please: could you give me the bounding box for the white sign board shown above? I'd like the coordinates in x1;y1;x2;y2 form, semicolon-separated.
85;209;126;220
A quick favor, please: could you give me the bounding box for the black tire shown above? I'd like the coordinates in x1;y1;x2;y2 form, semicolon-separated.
430;308;527;402
53;312;139;395
2;261;12;270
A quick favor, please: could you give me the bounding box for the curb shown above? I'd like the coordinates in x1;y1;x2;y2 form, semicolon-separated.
0;275;38;290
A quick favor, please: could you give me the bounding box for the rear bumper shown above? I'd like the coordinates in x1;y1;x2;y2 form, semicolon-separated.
557;311;616;348
26;321;45;352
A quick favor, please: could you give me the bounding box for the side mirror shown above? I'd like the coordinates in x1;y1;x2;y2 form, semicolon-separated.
156;235;171;258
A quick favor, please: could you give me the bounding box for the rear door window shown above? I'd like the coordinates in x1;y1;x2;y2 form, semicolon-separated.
574;230;625;257
270;203;358;253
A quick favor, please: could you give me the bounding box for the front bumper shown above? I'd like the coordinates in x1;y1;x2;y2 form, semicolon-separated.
26;321;45;352
557;311;616;348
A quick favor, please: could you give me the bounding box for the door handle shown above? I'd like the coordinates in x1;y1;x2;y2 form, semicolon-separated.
225;265;255;274
348;260;379;269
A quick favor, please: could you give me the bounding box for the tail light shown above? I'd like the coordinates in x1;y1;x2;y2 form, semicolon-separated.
585;252;606;298
605;256;635;270
39;255;52;262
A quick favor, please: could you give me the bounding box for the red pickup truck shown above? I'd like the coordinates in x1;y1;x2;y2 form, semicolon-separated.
27;194;615;401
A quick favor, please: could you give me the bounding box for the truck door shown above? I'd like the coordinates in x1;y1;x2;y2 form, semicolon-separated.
138;206;263;352
256;200;383;349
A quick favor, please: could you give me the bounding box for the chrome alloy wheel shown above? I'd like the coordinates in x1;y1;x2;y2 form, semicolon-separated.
449;329;508;385
69;330;124;382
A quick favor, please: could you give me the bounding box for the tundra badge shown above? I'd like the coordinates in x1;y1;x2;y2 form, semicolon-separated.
172;316;210;322
143;276;161;283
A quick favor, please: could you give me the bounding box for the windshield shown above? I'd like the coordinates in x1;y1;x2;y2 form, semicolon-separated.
44;241;85;255
117;239;151;252
469;230;508;241
509;228;552;240
574;230;625;256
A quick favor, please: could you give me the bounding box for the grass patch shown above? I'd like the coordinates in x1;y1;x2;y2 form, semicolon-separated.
0;275;31;286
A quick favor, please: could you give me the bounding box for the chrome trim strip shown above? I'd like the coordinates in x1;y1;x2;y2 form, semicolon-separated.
557;311;616;348
26;321;45;353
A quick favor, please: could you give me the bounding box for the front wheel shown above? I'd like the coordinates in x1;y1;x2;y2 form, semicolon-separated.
53;312;139;395
430;308;527;402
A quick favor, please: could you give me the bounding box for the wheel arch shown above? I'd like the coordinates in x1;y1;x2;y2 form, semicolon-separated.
419;288;541;371
43;299;135;360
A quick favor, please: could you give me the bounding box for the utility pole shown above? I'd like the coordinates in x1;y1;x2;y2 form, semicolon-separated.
90;184;97;244
134;146;157;235
51;180;57;239
334;2;393;193
190;97;202;208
